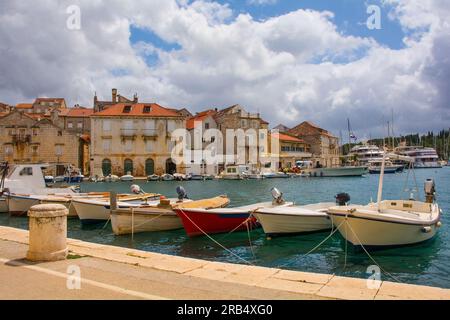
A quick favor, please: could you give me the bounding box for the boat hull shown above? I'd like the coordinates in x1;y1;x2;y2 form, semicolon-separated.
111;208;183;235
329;212;440;247
175;209;257;237
254;211;332;236
306;166;368;177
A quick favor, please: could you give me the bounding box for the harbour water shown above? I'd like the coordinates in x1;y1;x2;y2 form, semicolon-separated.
1;167;449;288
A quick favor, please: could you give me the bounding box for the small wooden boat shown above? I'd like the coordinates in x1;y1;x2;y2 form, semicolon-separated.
71;193;161;224
147;174;160;181
111;196;230;235
120;173;134;182
105;174;120;182
161;174;175;181
254;203;335;236
174;200;293;237
328;155;442;248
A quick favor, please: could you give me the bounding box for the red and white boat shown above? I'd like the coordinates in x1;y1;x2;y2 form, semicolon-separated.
174;189;293;237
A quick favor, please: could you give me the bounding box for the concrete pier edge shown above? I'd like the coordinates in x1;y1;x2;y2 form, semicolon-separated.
1;226;449;300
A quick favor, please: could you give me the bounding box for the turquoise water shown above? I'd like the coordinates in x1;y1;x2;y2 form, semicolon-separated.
1;167;449;288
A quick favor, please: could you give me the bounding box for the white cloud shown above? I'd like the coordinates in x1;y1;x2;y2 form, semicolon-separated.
0;0;448;138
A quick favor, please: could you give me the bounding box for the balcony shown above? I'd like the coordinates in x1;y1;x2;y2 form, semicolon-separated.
12;134;31;144
120;129;137;140
142;129;158;139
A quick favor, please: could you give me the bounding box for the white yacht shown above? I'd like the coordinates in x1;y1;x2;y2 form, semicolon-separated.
348;145;385;165
394;146;441;168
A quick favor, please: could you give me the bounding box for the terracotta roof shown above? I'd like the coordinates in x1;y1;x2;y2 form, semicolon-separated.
16;103;33;109
186;110;217;130
34;98;65;104
272;132;306;143
62;107;94;117
91;103;181;117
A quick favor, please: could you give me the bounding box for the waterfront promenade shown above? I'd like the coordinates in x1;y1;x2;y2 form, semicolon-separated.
1;226;449;300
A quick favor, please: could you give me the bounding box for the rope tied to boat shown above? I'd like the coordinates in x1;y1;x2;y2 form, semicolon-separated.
343;219;401;283
177;208;254;266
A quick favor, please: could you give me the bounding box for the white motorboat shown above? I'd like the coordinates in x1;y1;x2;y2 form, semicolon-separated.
110;195;230;236
327;154;442;248
305;166;368;177
105;174;120;182
190;174;204;181
368;160;403;174
161;173;175;181
120;172;134;182
72;193;162;224
6;191;118;217
254;202;336;236
147;174;160;181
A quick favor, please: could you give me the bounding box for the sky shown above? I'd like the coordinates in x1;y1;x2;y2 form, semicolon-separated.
0;0;449;140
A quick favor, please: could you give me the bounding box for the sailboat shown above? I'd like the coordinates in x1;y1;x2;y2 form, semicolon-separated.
327;153;442;247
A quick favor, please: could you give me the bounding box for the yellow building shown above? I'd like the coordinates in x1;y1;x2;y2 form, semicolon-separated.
0;110;85;176
90;103;186;177
269;132;312;171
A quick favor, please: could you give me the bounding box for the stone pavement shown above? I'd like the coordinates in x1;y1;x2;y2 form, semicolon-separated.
1;226;449;300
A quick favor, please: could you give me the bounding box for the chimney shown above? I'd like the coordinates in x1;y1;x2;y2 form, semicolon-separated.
133;93;138;103
50;109;59;124
112;88;117;103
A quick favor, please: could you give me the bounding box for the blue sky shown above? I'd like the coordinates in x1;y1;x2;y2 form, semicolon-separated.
130;0;407;59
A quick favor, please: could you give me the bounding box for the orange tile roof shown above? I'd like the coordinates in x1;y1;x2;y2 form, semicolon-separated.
272;132;305;143
63;107;94;117
16;103;33;109
91;103;181;117
186;110;217;129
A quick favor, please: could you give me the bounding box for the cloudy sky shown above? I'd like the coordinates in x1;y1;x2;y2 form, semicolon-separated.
0;0;449;139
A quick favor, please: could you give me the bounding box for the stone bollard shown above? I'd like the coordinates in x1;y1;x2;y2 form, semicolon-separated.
27;204;68;261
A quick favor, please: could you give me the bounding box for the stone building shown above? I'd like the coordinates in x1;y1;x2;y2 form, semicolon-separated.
269;132;312;170
58;106;94;134
213;104;269;172
93;88;138;112
0;102;11;113
15;98;67;114
90;102;186;177
288;121;340;168
185;109;219;175
0;110;86;176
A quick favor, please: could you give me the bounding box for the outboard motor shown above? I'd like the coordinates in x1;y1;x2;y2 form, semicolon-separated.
271;187;285;205
424;179;436;203
335;193;350;206
176;186;188;201
130;184;143;194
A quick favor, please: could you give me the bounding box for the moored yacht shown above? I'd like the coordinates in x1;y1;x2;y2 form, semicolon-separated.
394;145;441;169
348;144;385;165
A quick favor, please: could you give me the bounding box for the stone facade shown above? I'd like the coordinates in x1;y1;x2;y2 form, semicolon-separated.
15;98;67;115
185;110;219;175
214;105;269;172
269;132;312;170
0;110;84;176
288;121;340;168
90;103;186;177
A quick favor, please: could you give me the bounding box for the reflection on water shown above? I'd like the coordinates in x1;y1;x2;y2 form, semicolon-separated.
0;167;449;288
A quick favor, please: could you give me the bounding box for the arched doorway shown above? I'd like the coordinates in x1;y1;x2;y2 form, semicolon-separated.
145;158;155;176
165;158;176;174
124;158;133;175
102;159;111;176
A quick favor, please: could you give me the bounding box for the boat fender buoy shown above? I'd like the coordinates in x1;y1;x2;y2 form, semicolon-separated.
436;221;442;228
421;226;432;233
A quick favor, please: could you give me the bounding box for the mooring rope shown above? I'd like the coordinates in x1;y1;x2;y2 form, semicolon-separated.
276;219;345;269
344;219;401;283
177;208;254;266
